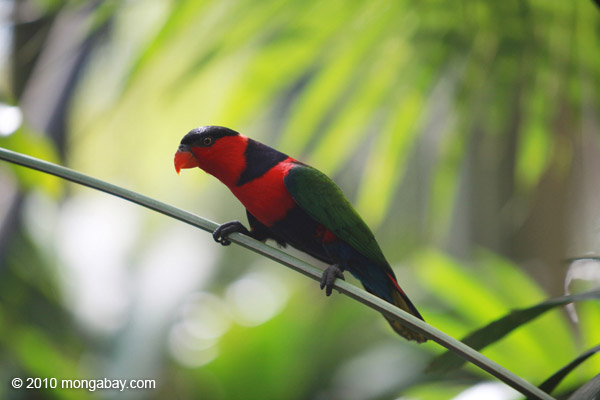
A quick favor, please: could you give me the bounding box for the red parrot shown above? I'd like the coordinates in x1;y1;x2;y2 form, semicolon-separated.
174;126;425;342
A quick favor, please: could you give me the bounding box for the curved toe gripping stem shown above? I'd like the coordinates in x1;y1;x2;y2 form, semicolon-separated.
213;220;251;246
320;264;345;296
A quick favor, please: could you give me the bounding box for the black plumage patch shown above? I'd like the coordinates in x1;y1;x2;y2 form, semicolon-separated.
180;126;238;147
236;139;288;186
269;206;332;264
246;210;287;247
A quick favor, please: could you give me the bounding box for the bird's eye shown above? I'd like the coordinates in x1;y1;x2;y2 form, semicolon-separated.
202;136;213;146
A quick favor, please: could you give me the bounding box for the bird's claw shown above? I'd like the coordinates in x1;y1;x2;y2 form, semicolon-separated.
320;264;345;296
213;221;250;246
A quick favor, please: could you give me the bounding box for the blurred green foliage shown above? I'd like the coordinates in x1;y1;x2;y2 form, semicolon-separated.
1;0;600;399
0;128;62;196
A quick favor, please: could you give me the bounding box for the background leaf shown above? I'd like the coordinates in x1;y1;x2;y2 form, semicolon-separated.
567;374;600;400
537;345;600;397
428;289;600;375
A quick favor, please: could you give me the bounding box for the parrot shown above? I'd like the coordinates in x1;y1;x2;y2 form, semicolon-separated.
174;125;426;342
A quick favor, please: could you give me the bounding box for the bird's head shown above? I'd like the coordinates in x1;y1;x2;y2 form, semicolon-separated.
174;126;247;185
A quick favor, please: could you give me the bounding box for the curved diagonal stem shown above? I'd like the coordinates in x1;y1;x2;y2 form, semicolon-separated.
0;147;554;400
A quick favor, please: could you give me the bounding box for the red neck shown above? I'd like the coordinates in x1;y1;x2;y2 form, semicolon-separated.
191;135;248;187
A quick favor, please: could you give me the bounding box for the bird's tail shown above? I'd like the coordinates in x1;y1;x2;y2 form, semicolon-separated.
368;273;427;343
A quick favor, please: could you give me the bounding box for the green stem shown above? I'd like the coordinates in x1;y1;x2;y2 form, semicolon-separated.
0;146;554;400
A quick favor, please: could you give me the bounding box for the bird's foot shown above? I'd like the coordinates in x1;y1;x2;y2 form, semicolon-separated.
320;264;345;296
213;221;250;246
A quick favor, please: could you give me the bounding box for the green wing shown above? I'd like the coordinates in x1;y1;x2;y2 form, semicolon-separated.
284;164;389;267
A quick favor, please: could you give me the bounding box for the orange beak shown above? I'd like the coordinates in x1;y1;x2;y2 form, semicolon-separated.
174;145;199;175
